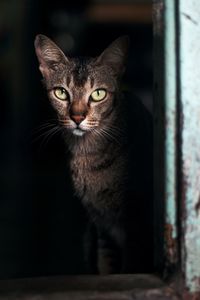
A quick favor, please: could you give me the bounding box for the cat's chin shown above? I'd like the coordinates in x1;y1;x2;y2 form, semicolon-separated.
72;129;85;137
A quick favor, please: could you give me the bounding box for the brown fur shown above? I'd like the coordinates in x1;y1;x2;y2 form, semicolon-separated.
34;34;153;274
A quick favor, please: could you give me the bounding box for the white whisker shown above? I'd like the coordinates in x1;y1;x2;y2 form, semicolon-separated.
32;123;63;152
39;126;61;149
94;127;122;146
32;123;56;135
106;124;125;136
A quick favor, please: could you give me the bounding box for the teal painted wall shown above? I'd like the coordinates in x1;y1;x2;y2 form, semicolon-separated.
179;0;200;293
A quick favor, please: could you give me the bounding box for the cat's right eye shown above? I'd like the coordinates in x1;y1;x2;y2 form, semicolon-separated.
54;87;69;101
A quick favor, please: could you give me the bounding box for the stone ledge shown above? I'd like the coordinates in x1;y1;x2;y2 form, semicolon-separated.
0;274;180;299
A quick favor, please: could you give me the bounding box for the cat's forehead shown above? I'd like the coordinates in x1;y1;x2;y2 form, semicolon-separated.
70;57;91;87
46;57;115;91
67;58;115;89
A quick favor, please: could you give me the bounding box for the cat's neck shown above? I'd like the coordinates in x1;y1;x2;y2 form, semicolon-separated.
68;117;124;157
68;130;115;156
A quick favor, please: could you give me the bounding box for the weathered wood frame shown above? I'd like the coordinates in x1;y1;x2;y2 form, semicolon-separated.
154;0;200;297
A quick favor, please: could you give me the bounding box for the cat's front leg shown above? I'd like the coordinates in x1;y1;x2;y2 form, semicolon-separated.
96;225;125;274
83;221;99;274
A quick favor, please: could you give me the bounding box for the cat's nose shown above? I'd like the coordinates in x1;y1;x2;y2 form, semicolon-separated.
71;114;85;125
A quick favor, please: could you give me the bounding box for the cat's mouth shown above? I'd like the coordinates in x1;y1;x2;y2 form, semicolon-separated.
60;119;98;137
72;128;85;137
72;122;98;137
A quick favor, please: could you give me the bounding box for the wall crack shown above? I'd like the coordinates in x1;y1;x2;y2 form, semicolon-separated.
181;12;198;26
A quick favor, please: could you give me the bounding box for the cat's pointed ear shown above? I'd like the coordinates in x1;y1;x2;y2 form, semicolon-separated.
96;36;129;77
34;34;68;78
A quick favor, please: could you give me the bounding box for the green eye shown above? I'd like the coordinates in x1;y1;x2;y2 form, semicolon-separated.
90;89;107;102
54;88;68;100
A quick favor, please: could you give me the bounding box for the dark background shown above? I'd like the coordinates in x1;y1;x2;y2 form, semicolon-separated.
0;0;152;278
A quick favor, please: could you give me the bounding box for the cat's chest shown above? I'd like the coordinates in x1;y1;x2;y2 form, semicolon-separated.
69;152;121;200
70;156;90;194
70;155;102;195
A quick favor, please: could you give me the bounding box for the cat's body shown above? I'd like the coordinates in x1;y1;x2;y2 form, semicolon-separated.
35;35;153;274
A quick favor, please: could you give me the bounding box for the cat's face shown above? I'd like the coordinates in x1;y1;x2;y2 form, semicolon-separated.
35;35;129;137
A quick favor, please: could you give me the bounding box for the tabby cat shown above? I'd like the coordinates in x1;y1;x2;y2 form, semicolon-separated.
34;34;153;274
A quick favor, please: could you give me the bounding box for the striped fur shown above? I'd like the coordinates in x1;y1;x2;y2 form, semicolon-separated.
35;35;153;274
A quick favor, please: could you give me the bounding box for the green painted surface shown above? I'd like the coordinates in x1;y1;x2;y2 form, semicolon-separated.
179;0;200;293
163;0;178;264
164;0;177;237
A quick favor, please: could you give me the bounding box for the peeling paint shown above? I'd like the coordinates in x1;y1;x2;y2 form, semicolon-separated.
164;224;178;266
183;290;200;300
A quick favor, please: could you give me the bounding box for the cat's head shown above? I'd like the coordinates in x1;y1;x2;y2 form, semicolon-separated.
34;34;129;137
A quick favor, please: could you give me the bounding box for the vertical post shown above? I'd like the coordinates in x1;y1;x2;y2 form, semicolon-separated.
153;0;178;272
163;0;178;271
154;0;200;295
153;0;165;271
178;0;200;294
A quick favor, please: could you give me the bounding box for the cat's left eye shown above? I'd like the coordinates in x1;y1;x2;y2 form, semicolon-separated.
54;87;68;101
90;89;107;102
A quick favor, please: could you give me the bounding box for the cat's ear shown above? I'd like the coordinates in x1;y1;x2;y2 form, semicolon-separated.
96;36;129;77
34;34;68;78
